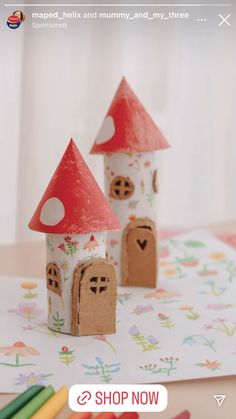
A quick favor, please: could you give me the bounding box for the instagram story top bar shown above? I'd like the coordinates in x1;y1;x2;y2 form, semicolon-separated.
4;3;233;7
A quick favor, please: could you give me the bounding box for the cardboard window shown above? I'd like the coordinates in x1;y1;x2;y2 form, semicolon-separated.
46;263;61;295
88;275;110;296
152;169;158;193
110;176;134;200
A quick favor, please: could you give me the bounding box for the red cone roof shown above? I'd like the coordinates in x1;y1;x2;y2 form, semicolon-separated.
90;78;170;154
29;139;120;234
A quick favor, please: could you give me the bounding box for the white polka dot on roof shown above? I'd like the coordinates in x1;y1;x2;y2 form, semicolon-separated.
40;197;65;226
95;116;115;144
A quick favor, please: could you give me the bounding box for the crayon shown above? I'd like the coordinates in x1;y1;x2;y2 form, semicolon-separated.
11;385;54;419
96;414;117;419
31;385;68;419
67;413;92;419
119;414;139;419
173;411;191;419
0;385;44;419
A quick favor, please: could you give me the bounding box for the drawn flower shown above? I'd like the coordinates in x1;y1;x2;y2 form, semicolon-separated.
129;325;140;336
206;303;234;310
162;268;179;277
0;342;39;367
117;292;131;305
58;346;76;366
82;358;120;383
133;305;154;315
21;282;38;299
208;252;226;261
213;318;227;323
179;305;200;320
198;270;218;277
0;342;39;357
178;257;199;267
145;288;181;300
21;282;37;290
147;336;158;345
159;246;170;258
195;360;222;371
8;303;43;320
139;357;179;376
204;324;213;330
83;235;99;251
15;372;53;388
93;335;117;353
129;214;136;221
159;260;174;267
182;336;197;346
179;305;194;311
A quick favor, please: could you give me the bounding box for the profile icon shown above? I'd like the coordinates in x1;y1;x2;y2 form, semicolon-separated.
6;10;25;29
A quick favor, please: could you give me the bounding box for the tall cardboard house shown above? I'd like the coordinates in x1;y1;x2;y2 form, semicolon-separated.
29;139;120;336
90;78;169;288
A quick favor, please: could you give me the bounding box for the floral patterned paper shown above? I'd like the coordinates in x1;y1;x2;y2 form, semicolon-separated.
0;230;236;392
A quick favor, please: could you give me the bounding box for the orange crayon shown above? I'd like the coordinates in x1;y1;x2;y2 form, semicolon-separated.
67;413;92;419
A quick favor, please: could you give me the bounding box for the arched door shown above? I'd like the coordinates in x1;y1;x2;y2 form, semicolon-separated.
122;218;157;288
71;258;117;336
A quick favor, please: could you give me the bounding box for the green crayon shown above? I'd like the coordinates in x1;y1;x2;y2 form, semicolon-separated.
0;385;44;419
10;385;54;419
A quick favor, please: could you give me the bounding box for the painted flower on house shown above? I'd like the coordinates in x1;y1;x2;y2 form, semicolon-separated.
83;235;99;251
58;236;79;257
15;372;53;388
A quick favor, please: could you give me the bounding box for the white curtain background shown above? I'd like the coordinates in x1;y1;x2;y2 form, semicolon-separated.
1;1;236;244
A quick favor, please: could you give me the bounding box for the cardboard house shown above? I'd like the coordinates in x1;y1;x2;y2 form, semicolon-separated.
29;139;120;336
90;78;169;288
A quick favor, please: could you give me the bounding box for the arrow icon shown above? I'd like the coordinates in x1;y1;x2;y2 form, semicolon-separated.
213;394;226;407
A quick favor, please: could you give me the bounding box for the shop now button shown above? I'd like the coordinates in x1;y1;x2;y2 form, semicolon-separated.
69;384;168;412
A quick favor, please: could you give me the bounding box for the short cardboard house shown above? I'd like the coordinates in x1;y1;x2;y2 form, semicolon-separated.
90;78;169;288
29;139;120;336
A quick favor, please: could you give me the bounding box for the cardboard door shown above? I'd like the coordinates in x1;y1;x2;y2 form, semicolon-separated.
73;259;117;336
126;225;157;287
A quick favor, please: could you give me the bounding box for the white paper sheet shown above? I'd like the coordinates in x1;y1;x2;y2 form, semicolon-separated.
0;231;236;392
